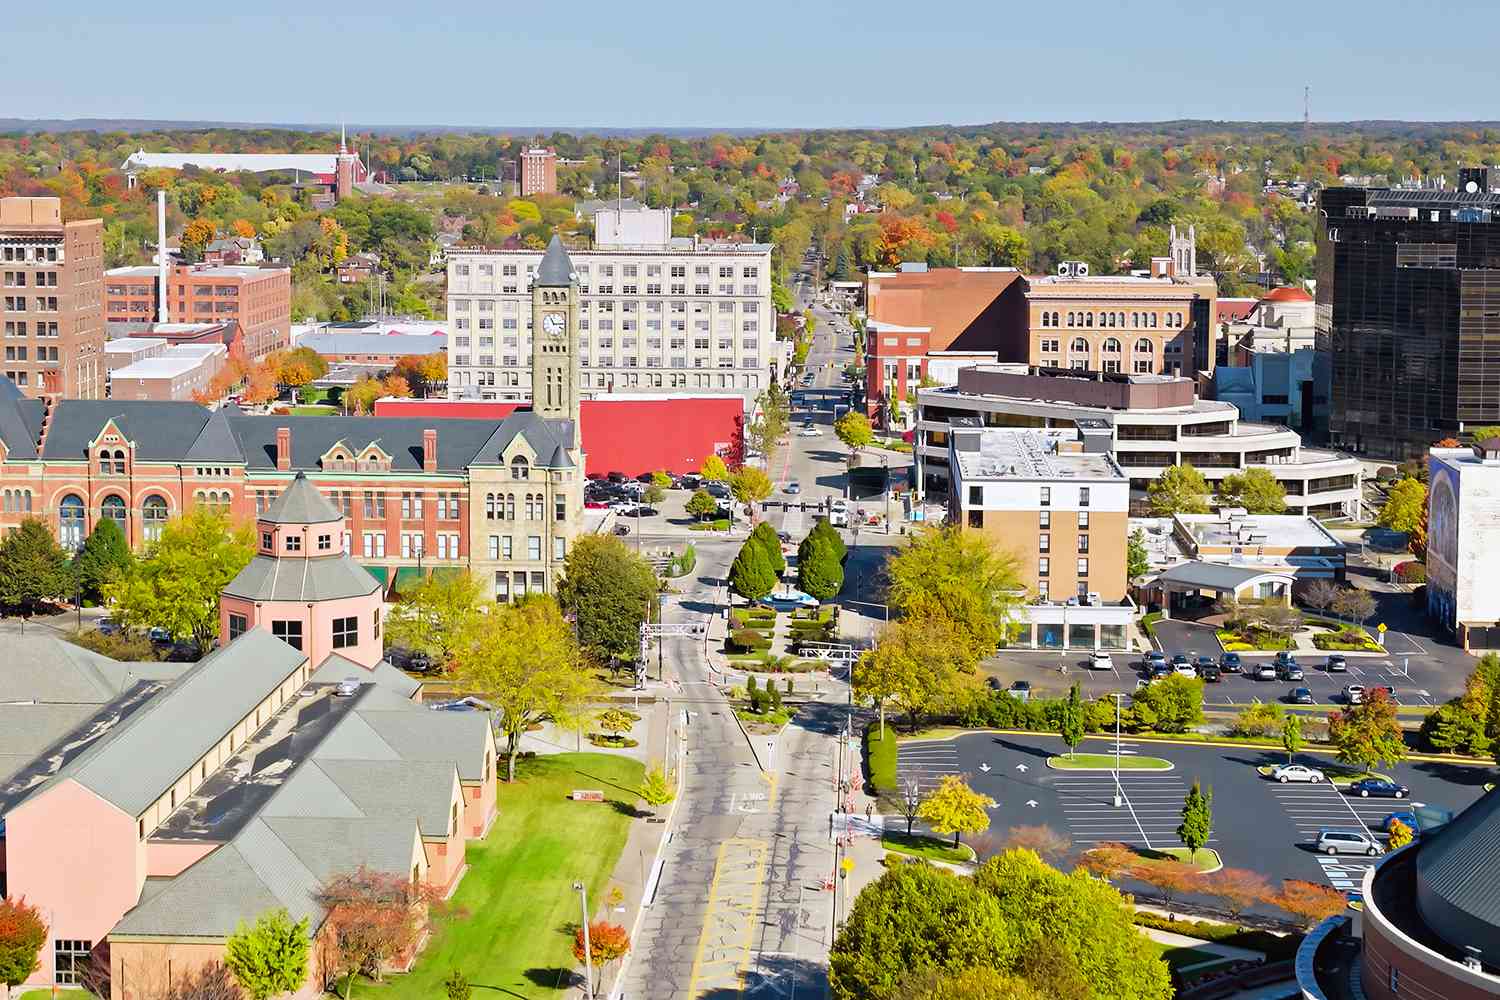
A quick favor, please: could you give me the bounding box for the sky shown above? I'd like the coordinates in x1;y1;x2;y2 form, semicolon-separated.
8;1;1500;131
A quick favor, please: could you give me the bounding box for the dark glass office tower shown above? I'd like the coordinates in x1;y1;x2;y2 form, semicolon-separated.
1318;182;1500;459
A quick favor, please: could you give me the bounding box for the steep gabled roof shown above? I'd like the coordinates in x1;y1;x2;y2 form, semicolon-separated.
39;401;214;462
536;234;575;285
471;410;575;467
259;471;343;525
184;406;245;463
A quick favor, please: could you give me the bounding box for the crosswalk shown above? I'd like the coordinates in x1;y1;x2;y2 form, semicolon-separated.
1054;773;1212;851
1266;779;1400;892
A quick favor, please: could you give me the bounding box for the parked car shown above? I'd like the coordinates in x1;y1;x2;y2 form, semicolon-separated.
613;524;630;536
1316;828;1381;857
1343;684;1365;704
1199;664;1222;683
1324;654;1348;673
630;506;659;517
1290;687;1315;705
705;483;730;498
148;626;173;646
1009;680;1032;703
1193;655;1216;673
1273;651;1300;669
584;500;610;510
1142;650;1167;670
799;426;823;437
387;647;435;673
1088;652;1114;671
1272;763;1326;783
1255;663;1278;681
1219;652;1242;673
1349;778;1409;799
1278;662;1306;682
784;481;802;494
1173;662;1197;678
606;471;627;483
97;617;123;636
1150;663;1173;680
1170;653;1191;669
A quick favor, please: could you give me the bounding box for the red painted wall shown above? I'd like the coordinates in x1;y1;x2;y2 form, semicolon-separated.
374;396;745;476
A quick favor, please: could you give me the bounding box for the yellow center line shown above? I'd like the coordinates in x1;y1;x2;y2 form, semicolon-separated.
685;839;733;994
685;837;769;998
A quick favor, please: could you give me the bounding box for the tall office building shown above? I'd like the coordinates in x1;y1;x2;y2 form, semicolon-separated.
518;148;558;196
1319;177;1500;458
447;207;780;401
0;197;106;398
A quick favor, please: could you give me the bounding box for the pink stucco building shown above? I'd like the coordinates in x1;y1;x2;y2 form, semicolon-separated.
0;481;497;997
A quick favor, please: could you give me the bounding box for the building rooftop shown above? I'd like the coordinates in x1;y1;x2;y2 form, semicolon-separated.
951;427;1123;483
106;265;284;281
111;356;211;379
299;332;446;356
104;337;168;354
1176;511;1344;552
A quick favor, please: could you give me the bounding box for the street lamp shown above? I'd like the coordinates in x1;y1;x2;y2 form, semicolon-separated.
573;881;594;1000
1112;693;1125;808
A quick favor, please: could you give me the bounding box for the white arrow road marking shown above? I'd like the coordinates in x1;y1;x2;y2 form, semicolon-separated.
980;763;991;773
1026;799;1039;808
1016;764;1028;773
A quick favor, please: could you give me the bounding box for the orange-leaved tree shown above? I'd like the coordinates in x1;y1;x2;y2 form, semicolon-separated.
572;921;630;971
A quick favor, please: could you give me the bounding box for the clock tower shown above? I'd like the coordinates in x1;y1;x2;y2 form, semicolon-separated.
531;235;581;438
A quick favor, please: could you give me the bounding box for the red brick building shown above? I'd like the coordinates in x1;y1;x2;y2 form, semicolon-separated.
518;148;558;197
1;197;106;399
104;264;290;360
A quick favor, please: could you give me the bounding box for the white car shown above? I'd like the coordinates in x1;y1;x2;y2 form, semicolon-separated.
798;426;823;437
1343;685;1365;704
1173;663;1197;678
1088;652;1114;671
1271;764;1326;784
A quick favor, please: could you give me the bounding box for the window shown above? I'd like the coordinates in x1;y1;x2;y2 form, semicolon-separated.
528;535;542;561
1135;338;1153;354
488;535;499;560
1102;338;1121;354
140;494;168;542
511;456;529;479
285;535;302;552
1077;558;1089;577
1038;557;1049;577
317;533;333;551
373;608;381;640
362;532;386;557
501;535;513;559
1039;510;1050;529
1079;510;1089;529
1039;487;1051;507
1039;533;1049;552
1079;487;1090;507
55;940;91;985
555;496;567;522
101;494;127;527
554;536;566;560
1077;535;1089;553
272;620;303;650
1070;337;1087;354
332;616;358;649
968;486;982;506
59;494;85;550
228;613;248;640
363;491;386;518
494;571;510;602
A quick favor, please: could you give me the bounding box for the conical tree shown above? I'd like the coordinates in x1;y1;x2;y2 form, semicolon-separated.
73;517;132;604
729;539;776;606
808;516;847;562
798;533;844;601
750;521;786;576
0;518;72;616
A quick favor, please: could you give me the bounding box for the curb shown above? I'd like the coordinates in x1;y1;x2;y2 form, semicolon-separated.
897;728;1490;767
1045;756;1175;772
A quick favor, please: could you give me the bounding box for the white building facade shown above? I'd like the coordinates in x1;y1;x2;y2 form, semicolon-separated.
1428;442;1500;650
446;208;780;402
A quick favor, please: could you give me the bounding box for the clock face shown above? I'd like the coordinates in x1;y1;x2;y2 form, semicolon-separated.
542;312;566;337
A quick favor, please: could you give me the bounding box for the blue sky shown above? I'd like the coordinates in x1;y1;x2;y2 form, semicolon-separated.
8;1;1499;129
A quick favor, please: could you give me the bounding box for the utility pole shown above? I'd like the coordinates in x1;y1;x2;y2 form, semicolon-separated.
573;881;594;1000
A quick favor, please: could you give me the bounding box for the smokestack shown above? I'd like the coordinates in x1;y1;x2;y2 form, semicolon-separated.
157;190;169;323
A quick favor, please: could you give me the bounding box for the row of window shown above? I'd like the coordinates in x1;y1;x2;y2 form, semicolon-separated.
456;262;760;279
486;533;566;562
1;489;33;512
1038;310;1184;329
1038;337;1157;355
1;244;61;263
58;494;170;548
1037;558;1090;577
2;320;61;337
484;491;566;522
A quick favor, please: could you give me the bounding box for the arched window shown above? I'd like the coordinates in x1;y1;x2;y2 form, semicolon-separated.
511;457;529;480
59;494;85;550
486;493;496;520
1102;338;1121;354
142;495;168;543
1039;312;1049;328
1150;313;1158;328
1066;312;1075;327
1084;313;1094;327
1051;312;1060;327
1135;338;1154;354
506;494;516;520
101;494;127;528
1070;338;1088;354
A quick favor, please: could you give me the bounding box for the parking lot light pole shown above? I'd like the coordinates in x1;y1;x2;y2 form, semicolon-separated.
573;881;593;1000
1112;693;1124;808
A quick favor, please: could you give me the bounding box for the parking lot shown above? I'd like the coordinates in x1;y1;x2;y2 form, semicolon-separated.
893;732;1490;904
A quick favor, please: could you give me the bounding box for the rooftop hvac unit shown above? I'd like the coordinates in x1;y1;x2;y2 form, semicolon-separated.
1086;592;1101;606
1056;260;1090;278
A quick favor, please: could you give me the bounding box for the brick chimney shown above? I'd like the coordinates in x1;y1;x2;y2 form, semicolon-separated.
276;426;291;471
422;429;438;472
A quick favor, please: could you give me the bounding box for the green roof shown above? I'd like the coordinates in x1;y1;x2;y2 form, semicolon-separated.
362;565;389;588
392;566;428;594
430;567;467;583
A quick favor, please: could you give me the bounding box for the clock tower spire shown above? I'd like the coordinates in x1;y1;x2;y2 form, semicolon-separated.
531;235;581;438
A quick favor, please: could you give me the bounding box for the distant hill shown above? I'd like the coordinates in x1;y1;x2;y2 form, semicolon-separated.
0;118;772;138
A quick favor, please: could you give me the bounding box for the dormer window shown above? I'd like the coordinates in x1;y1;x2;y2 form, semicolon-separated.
286;536;302;552
511;457;529;480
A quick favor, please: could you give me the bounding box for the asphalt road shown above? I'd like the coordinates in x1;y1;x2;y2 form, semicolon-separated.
895;731;1490;911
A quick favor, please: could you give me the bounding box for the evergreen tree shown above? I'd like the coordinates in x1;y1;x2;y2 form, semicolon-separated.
750;520;786;576
1059;682;1086;759
72;517;132;605
729;539;776;604
808;516;847;561
0;518;73;616
798;533;845;601
224;908;310;1000
1177;780;1214;864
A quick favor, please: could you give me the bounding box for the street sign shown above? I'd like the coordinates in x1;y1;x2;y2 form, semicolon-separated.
1377;623;1387;633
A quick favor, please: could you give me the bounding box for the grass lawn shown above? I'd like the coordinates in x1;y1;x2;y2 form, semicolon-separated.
1156;945;1226;973
689;518;731;531
1048;753;1173;770
358;753;644;1000
881;832;975;863
1148;846;1223;872
864;722;898;805
291;404;338;415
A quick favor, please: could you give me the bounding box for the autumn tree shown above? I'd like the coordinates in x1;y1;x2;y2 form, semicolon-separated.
594;708;634;743
224;909;310;1000
1330;587;1376;624
1078;842;1141;884
1147;463;1211;516
1387;818;1414;852
1379;477;1426;535
685;489;718;522
383;568;486;669
181;217;217;262
342;376;384;415
884;524;1022;655
1002;825;1071;865
638;761;675;816
0;897;48;988
1272;879;1346;928
729;465;774;515
105;507;255;650
699;454;730;483
1328;687;1407;771
1205;868;1271;922
834;411;874;454
573;921;630;971
163;960;244;1000
855;614;983;734
918;775;995;848
1132;859;1196;916
317;868;441;998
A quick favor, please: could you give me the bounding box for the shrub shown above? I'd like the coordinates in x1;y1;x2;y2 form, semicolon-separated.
445;969;472;1000
68;628;159;661
1393;561;1426;584
1232;701;1286;738
728;629;770;652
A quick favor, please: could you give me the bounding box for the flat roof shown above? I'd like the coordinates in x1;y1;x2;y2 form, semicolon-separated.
952;428;1122;483
112;356;209;379
1177;512;1343;551
105;337;167;353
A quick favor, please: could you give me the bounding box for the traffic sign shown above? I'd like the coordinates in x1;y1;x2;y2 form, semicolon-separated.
1377;623;1387;633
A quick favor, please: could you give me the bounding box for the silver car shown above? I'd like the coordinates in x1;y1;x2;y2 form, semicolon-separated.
1315;828;1380;857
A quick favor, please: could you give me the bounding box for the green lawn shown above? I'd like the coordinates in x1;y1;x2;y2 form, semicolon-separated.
1156;945;1226;973
1048;753;1173;770
358;753;644;1000
864;722;898;806
291;404;338;415
881;832;975;863
1148;846;1223;872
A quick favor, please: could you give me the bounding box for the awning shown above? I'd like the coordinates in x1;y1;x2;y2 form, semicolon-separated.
430;567;466;583
362;565;389;589
393;566;428;594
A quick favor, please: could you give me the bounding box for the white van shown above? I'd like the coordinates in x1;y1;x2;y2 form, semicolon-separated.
829;498;849;528
1315;828;1380;856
